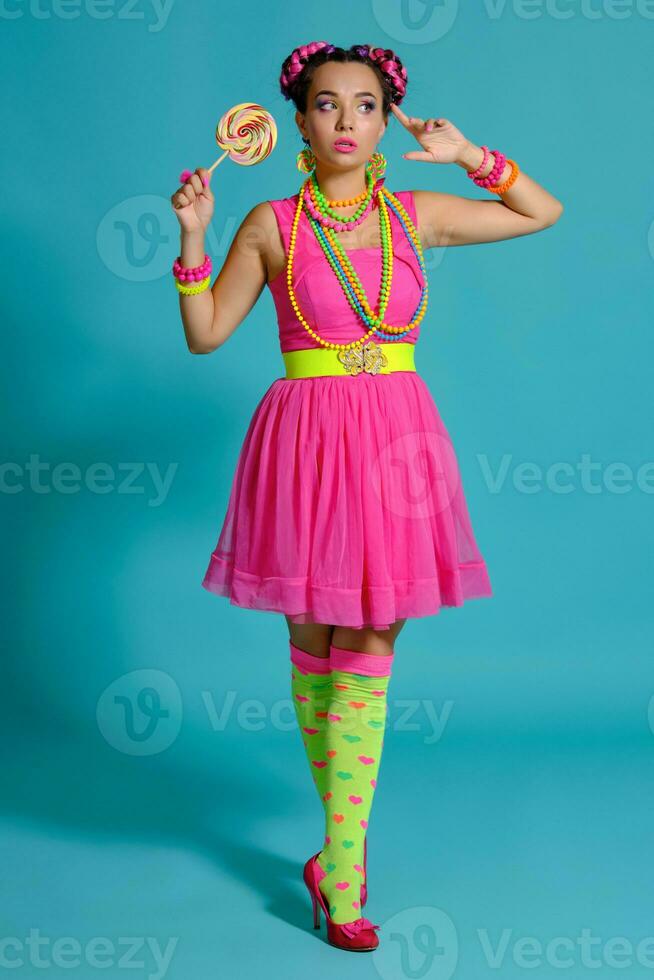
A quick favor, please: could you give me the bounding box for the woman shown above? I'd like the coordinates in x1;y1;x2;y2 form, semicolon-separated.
170;41;563;952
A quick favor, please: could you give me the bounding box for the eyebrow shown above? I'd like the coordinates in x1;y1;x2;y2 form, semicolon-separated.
314;90;377;99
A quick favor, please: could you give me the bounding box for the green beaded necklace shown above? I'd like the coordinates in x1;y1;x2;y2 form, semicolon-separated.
308;169;376;224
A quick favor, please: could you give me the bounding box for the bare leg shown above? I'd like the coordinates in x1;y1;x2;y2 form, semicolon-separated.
285;616;334;659
331;618;408;656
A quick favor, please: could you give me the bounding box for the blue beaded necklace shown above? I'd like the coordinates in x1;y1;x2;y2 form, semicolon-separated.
305;188;428;342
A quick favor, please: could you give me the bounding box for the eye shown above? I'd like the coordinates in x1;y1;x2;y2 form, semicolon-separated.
317;100;376;112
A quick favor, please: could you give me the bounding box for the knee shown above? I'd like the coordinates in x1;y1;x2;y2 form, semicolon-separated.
285;617;334;659
331;624;399;657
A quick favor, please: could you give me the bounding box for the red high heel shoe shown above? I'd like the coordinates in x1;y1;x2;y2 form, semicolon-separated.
303;852;380;952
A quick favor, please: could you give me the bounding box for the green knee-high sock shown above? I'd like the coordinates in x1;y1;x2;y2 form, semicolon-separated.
316;643;394;924
289;640;333;805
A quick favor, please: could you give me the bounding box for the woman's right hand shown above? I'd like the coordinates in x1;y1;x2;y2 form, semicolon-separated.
170;167;214;234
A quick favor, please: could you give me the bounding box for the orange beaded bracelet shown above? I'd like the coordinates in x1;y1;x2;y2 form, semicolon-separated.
488;159;520;195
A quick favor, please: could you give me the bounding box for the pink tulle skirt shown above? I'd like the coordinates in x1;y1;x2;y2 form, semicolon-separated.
201;370;493;630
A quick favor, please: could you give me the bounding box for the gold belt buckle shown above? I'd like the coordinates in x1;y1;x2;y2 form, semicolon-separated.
336;341;389;376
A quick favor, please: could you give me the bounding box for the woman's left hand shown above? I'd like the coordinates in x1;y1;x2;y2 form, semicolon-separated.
390;103;468;164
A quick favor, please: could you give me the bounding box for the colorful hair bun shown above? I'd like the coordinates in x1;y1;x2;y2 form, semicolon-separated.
279;41;408;108
280;41;336;100
365;46;408;104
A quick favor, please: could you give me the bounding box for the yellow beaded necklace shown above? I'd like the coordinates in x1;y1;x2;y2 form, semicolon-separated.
286;178;428;357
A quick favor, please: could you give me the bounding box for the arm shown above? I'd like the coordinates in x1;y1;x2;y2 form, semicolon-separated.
389;105;564;248
170;167;271;354
179;203;271;354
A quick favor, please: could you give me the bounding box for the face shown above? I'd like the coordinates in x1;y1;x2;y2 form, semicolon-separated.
296;61;386;166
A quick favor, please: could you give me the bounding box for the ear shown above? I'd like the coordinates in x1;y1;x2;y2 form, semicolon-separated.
295;110;307;142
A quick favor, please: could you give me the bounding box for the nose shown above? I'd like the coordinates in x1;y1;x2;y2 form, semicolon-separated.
336;109;355;130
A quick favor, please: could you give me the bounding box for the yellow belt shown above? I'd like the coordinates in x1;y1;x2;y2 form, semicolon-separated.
282;340;417;379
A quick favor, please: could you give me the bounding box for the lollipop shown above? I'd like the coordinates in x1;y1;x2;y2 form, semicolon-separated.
178;102;277;185
212;102;277;170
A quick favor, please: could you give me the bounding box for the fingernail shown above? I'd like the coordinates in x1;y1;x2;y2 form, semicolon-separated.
202;176;208;187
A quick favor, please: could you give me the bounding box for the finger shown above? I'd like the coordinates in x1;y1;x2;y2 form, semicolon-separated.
188;173;204;195
173;192;191;208
182;181;197;203
196;166;212;190
391;103;426;132
389;103;413;128
402;151;436;163
196;167;214;198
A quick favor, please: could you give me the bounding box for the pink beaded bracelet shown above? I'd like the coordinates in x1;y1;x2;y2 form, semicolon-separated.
467;146;508;188
172;254;212;283
476;150;506;188
467;145;490;181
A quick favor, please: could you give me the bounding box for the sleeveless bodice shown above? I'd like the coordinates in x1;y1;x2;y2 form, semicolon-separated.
266;190;425;354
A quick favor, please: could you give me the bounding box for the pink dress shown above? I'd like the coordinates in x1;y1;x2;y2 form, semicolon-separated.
201;189;493;630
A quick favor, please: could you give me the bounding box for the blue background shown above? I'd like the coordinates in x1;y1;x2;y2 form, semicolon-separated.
2;1;653;977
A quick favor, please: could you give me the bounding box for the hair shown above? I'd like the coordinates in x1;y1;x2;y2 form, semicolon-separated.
279;41;408;145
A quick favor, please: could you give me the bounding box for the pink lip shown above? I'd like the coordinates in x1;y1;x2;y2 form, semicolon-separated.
333;140;357;153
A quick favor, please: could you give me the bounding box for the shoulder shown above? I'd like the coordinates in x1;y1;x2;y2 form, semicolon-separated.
252;195;300;228
262;193;300;212
406;189;462;249
388;189;427;246
244;200;278;227
395;188;480;251
237;199;290;245
389;188;418;218
245;199;297;272
411;188;462;223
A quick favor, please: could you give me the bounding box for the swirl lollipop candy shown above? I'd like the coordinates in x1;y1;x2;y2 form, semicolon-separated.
178;102;277;185
212;102;277;170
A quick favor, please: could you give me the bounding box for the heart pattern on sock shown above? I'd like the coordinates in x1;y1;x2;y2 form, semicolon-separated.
315;659;391;923
289;641;392;925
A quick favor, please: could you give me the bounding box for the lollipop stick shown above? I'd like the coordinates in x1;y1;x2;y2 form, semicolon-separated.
208;150;229;174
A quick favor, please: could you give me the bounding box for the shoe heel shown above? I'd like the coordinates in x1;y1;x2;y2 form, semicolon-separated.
303;852;380;951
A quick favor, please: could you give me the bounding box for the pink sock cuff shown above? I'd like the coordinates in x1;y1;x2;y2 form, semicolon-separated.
289;640;331;675
329;644;394;677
